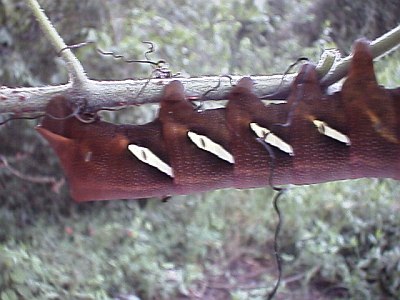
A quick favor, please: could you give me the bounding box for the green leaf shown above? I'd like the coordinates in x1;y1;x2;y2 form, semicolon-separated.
1;290;18;300
10;268;26;284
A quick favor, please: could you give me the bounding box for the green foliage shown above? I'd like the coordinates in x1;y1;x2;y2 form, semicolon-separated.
283;180;400;299
376;51;400;87
0;180;398;299
1;0;399;299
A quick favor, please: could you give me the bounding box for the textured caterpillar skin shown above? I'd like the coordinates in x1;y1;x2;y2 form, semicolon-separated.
342;41;400;181
37;106;176;201
37;40;400;201
159;81;234;193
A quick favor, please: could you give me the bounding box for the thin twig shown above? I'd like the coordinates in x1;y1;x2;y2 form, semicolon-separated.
266;190;284;300
0;155;59;185
25;0;88;84
320;25;400;87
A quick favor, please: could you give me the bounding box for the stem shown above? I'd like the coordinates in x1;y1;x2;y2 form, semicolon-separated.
25;0;88;84
315;49;338;78
320;24;400;87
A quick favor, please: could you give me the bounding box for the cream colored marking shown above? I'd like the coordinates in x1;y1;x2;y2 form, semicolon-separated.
365;109;398;144
84;151;92;162
313;120;351;145
187;131;235;164
128;144;174;177
249;122;294;155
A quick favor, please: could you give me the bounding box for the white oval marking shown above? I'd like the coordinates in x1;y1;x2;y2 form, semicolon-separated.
313;120;351;145
187;131;235;164
128;144;174;177
249;122;294;156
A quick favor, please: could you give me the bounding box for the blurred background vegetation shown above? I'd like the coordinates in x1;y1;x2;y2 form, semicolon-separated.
0;0;399;299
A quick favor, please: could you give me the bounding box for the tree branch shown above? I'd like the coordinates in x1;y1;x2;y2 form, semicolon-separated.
320;25;400;87
0;1;399;116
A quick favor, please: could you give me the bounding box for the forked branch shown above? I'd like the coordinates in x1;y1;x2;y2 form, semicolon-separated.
0;0;399;116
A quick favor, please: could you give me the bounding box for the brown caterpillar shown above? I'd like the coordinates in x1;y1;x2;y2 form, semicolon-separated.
36;40;400;202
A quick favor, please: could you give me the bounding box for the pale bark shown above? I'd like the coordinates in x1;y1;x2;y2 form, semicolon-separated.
0;1;399;115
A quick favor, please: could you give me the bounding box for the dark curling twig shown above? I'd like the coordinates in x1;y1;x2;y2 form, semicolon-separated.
261;57;309;100
0;105;82;126
59;41;163;66
267;189;284;300
195;75;234;111
256;137;286;299
271;64;309;128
